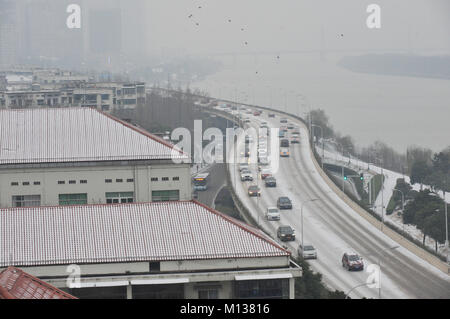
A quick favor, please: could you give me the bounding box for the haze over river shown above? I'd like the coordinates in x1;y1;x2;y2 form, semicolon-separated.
193;53;450;152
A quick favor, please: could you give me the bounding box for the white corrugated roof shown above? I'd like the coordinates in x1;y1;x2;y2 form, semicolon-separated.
0;107;187;164
0;201;289;267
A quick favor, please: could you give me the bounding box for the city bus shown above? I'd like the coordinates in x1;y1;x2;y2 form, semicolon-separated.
193;173;210;191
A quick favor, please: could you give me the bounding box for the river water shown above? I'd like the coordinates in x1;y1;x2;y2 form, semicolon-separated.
192;53;450;153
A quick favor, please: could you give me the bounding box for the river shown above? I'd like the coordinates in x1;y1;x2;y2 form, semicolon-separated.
192;53;450;152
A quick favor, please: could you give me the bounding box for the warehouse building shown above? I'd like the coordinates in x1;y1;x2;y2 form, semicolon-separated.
0;107;191;208
0;200;301;299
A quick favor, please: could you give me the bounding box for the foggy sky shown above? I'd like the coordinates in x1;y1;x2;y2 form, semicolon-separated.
144;0;450;55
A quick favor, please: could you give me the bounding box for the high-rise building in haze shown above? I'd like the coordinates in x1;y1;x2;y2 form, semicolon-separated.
0;0;19;67
0;0;148;70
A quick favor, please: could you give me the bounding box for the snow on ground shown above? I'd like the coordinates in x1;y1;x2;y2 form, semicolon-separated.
317;143;449;258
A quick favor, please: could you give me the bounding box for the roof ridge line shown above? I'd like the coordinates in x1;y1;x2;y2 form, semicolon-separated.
95;108;187;157
192;200;291;256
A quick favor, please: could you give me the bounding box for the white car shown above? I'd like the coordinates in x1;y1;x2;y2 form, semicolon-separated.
266;207;280;221
280;147;290;157
240;171;253;181
298;243;317;259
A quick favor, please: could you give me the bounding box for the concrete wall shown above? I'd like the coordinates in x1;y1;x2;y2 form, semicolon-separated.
0;162;192;207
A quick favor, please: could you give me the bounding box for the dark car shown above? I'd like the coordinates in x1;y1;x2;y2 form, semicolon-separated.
265;177;277;187
268;113;276;118
277;225;295;241
248;185;261;197
277;197;292;209
280;139;290;147
342;252;364;271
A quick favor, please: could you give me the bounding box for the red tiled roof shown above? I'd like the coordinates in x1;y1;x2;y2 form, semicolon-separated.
0;267;77;299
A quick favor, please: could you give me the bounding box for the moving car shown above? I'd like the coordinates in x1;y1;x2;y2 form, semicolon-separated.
277;225;295;241
280;118;288;124
280;139;290;147
240;170;253;182
277;197;292;209
266;207;280;221
248;185;261;197
268;113;276;118
291;135;300;144
298;244;317;259
265;176;277;187
342;252;364;271
260;169;272;179
280;148;290;157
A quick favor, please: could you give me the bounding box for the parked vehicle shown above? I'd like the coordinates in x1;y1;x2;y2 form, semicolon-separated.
268;113;276;118
277;225;295;241
266;207;280;221
298;244;317;259
342;252;364;271
280;118;288;124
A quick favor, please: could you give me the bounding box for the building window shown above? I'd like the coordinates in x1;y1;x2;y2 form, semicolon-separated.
172;177;180;181
59;193;88;206
198;289;219;299
69;180;76;184
33;181;41;185
11;182;19;186
105;179;112;183
116;179;123;183
126;179;134;183
106;192;134;204
162;177;169;181
151;177;158;182
234;279;289;299
58;181;65;185
80;180;87;184
151;190;180;202
12;195;41;207
149;262;160;273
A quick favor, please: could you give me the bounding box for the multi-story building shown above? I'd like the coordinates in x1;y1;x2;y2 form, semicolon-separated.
0;74;146;112
0;107;191;208
0;200;302;299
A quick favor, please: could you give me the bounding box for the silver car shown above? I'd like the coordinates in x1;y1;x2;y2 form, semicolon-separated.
298;243;317;259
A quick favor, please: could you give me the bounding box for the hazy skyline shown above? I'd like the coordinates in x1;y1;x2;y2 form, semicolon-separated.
144;0;450;55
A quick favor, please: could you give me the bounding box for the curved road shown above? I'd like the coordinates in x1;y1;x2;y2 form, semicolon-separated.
225;107;450;299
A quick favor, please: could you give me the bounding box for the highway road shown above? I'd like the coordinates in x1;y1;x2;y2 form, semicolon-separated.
194;163;228;208
224;107;450;299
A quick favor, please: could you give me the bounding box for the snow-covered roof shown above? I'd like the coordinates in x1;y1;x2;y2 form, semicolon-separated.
0;201;289;267
0;107;187;165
